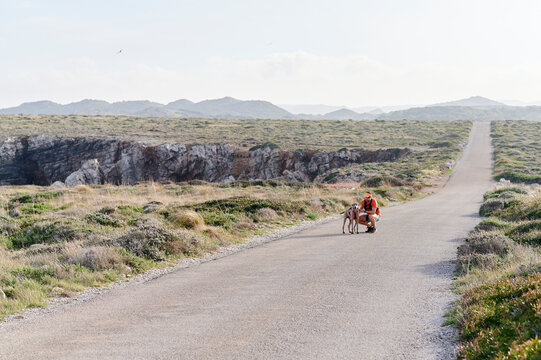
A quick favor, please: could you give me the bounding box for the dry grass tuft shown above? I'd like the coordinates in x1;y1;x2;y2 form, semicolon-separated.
253;208;278;222
169;209;205;229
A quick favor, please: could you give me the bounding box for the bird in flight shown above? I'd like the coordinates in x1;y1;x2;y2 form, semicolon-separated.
117;49;123;54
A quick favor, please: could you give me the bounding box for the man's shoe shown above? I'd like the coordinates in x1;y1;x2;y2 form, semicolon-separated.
365;226;373;233
369;227;377;233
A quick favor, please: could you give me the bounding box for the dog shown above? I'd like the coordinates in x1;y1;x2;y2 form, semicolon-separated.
342;202;360;234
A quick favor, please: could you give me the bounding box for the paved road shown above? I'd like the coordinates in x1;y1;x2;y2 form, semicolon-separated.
0;122;493;360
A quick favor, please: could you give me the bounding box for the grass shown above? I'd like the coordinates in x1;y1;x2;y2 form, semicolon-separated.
0;181;372;319
451;186;541;359
0;114;471;151
492;121;541;184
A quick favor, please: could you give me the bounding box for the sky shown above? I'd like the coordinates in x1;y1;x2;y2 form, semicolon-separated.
1;0;541;108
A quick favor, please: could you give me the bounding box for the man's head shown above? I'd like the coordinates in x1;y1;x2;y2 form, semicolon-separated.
364;192;372;200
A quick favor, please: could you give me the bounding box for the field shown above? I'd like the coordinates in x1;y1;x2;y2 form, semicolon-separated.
0;117;473;319
450;186;541;359
0;115;472;190
0;114;470;151
492;120;541;184
0;181;363;318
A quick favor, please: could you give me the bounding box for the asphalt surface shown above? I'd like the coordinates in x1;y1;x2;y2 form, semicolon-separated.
0;122;493;360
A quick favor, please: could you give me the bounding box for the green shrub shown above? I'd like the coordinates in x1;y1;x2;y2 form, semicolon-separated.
495;171;541;185
10;191;66;204
20;203;55;214
0;217;19;236
114;225;192;261
458;232;514;258
504;337;541;359
117;205;144;216
323;171;339;183
198;211;238;229
475;218;512;232
361;175;404;187
507;221;541;246
484;187;527;200
66;246;122;271
479;199;505;217
458;272;541;359
249;142;280;151
10;222;86;249
456;253;501;275
85;212;123;227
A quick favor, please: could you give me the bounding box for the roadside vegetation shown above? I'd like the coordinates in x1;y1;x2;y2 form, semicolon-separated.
492;120;541;184
0;181;371;319
451;186;541;359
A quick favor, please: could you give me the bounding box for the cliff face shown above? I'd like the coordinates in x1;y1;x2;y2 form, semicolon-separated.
0;136;408;185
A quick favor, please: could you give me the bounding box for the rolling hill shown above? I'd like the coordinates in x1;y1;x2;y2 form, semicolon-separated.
3;95;541;120
0;97;293;119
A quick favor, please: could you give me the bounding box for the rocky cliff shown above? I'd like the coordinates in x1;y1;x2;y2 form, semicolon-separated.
0;136;408;185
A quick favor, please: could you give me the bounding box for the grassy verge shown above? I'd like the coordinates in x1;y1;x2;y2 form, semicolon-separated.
0;181;391;319
450;186;541;359
492;121;541;184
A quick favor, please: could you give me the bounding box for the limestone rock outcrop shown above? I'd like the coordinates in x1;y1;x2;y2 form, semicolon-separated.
0;136;409;185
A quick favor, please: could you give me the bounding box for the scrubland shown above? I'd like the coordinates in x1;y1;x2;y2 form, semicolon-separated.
0;181;364;318
492;120;541;184
0;117;473;319
451;187;541;359
449;120;541;359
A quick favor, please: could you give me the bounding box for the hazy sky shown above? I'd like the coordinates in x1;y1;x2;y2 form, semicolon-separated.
1;0;541;108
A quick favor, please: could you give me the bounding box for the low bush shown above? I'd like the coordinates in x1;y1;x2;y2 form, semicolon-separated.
85;212;123;227
168;209;205;229
458;272;541;359
253;208;278;222
117;205;144;216
456;253;501;275
65;246;122;271
114;225;192;261
479;199;505;217
483;187;527;200
457;232;514;258
10;222;87;249
361;176;405;187
475;218;512;232
10;191;65;204
455;186;541;359
504;337;541;359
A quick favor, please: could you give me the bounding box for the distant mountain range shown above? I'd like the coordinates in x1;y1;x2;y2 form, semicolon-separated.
2;95;541;121
0;97;292;120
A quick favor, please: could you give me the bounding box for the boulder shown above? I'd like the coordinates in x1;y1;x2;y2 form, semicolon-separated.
65;159;105;186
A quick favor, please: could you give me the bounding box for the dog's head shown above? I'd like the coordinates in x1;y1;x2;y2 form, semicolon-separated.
351;202;359;210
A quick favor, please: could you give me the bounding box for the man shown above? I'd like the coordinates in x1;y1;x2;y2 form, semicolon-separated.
357;192;380;233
